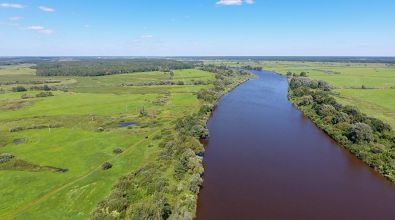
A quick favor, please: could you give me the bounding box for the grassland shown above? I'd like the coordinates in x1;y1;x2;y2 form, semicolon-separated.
0;65;217;219
204;60;395;128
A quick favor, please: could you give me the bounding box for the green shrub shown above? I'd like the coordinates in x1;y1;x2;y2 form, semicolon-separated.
346;123;374;144
331;112;349;124
12;86;27;92
316;104;337;118
188;174;203;194
36;91;54;97
102;162;113;170
298;95;313;106
365;117;391;133
113;148;123;154
21;94;33;99
0;153;15;163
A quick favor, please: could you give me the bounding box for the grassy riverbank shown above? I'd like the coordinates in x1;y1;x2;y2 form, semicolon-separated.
287;76;395;182
0;63;250;219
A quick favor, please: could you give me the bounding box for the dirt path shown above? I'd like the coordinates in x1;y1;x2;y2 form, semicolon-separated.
1;129;160;219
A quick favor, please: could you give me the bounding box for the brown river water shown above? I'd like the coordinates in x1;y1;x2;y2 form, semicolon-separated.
196;70;395;220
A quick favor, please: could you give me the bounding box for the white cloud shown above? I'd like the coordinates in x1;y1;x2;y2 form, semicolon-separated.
26;25;54;34
216;0;254;6
8;16;23;21
216;0;242;5
26;25;45;30
140;34;153;39
39;6;55;12
0;3;24;8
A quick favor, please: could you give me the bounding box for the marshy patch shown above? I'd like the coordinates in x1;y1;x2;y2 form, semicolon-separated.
118;122;136;128
0;153;68;173
9;123;63;133
13;138;25;145
0;100;33;111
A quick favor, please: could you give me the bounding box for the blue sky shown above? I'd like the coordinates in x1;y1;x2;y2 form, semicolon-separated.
0;0;394;56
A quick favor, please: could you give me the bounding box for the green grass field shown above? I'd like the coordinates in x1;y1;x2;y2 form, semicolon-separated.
204;60;395;128
0;66;215;219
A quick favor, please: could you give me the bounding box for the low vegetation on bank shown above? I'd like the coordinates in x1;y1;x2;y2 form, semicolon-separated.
288;76;395;181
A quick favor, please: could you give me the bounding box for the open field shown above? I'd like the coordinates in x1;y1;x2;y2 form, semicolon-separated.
0;65;215;219
204;60;395;128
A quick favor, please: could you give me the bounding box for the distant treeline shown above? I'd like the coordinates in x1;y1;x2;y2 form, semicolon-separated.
289;77;395;182
35;60;196;76
176;56;395;64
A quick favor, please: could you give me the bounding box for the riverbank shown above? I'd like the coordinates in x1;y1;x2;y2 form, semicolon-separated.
287;76;395;182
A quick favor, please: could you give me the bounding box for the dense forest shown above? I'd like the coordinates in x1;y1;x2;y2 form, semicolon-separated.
35;60;196;76
288;76;395;181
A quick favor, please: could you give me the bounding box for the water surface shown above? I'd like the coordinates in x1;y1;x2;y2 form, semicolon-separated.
196;70;395;220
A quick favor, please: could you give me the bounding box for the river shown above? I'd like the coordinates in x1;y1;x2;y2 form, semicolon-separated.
196;70;395;220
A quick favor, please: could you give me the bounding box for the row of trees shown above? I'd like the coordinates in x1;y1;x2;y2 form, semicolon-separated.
122;79;208;87
0;79;60;86
90;66;251;219
289;77;395;181
36;60;195;76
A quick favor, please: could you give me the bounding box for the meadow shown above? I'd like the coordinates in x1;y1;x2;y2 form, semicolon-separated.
0;64;216;219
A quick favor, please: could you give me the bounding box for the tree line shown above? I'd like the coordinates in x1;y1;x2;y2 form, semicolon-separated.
35;60;196;76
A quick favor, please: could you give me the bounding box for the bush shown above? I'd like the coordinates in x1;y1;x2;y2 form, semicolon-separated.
0;153;15;163
316;104;337;118
113;148;123;154
331;112;349;124
346;123;374;143
188;174;203;194
318;80;331;91
21;94;33;99
197;89;217;103
102;162;113;170
298;95;313;106
365;117;391;133
199;104;213;115
342;105;364;123
36;91;53;97
293;87;310;97
12;86;27;92
43;84;51;91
